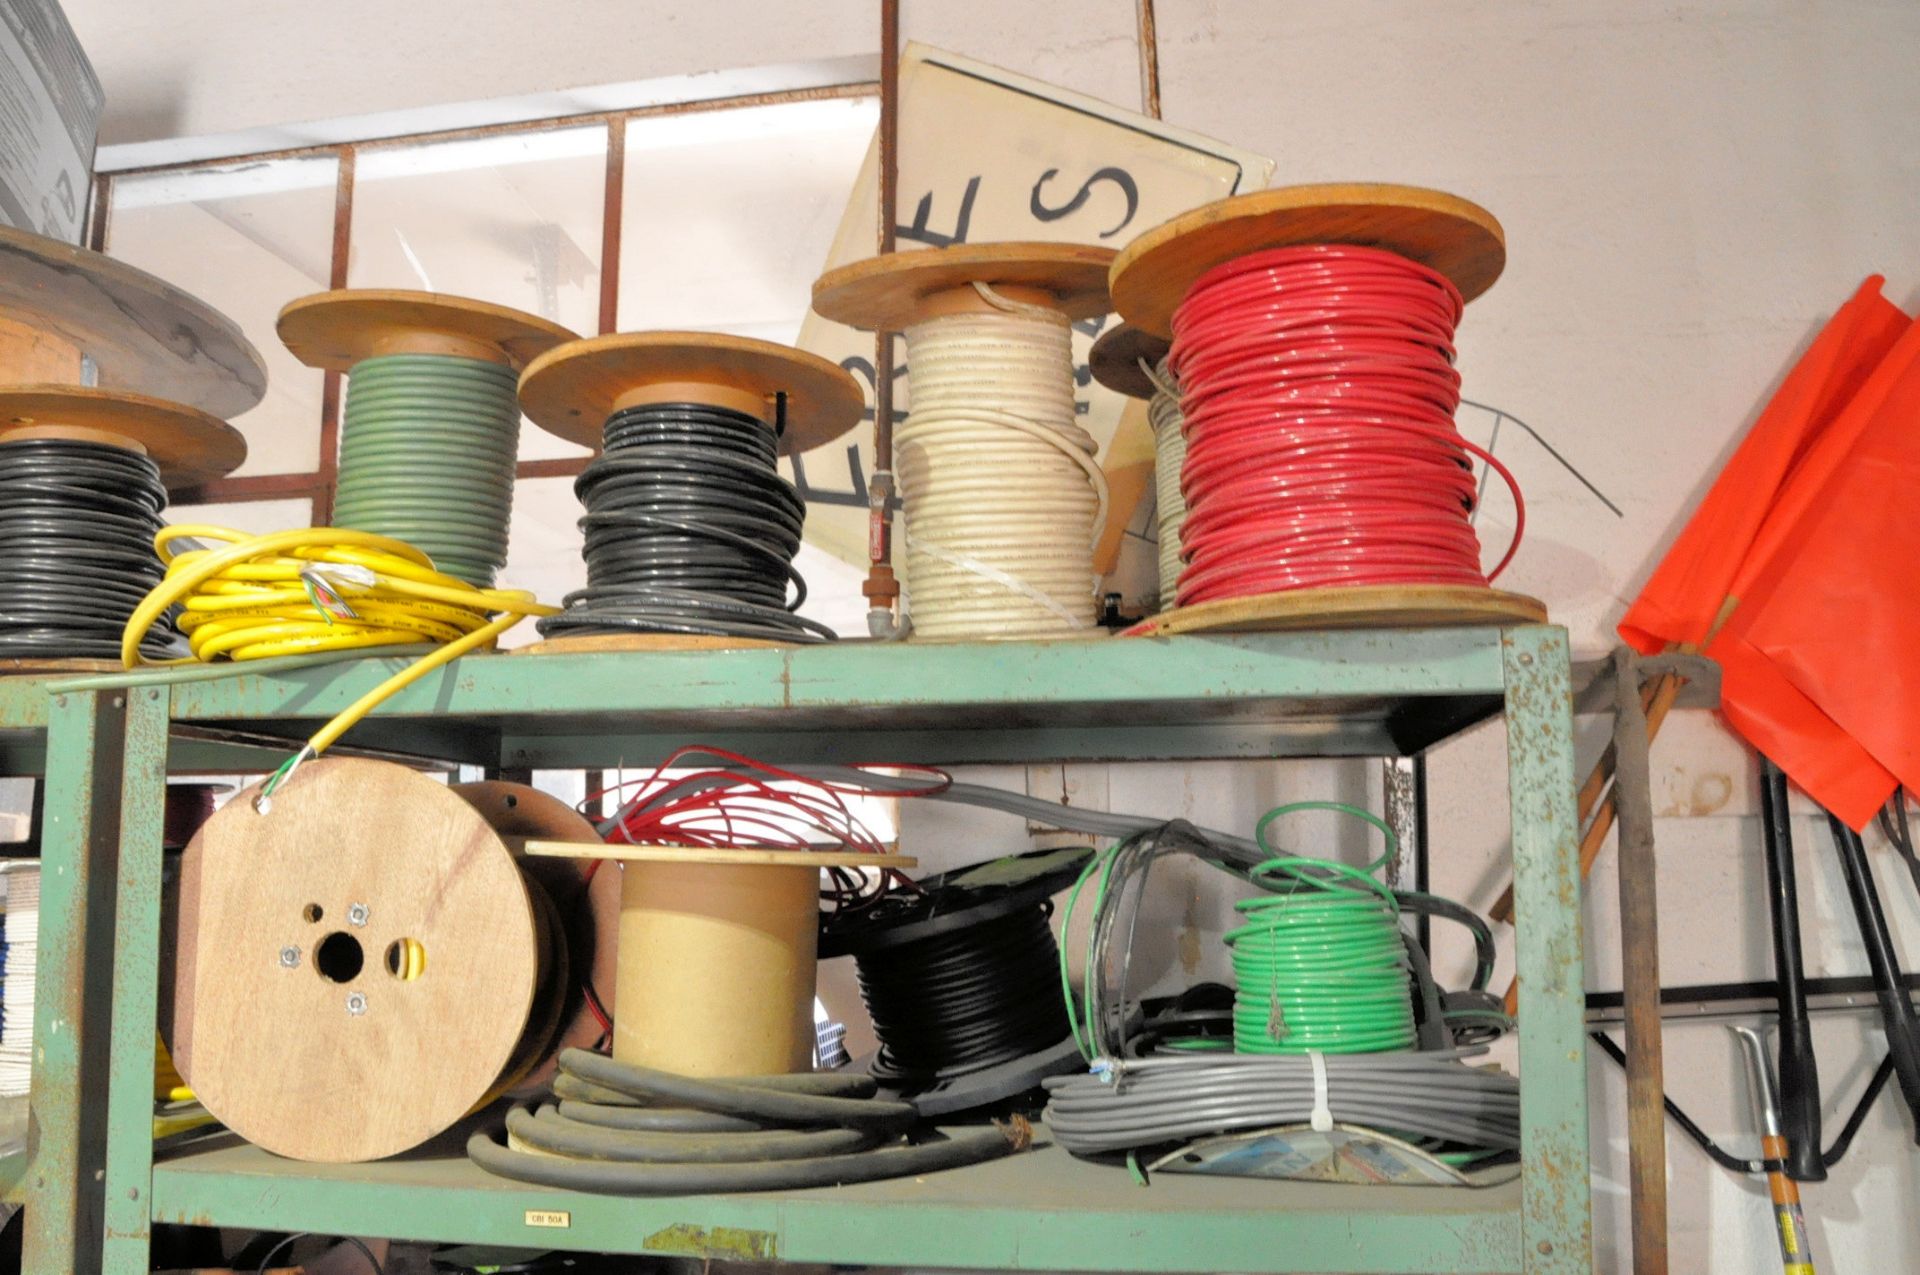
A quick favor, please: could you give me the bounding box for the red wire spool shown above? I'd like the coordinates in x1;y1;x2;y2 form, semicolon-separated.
1166;243;1523;607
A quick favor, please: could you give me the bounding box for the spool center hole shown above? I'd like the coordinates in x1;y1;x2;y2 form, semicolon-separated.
313;931;364;983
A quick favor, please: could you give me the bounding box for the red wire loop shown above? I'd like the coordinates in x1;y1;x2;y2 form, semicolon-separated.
1167;244;1523;604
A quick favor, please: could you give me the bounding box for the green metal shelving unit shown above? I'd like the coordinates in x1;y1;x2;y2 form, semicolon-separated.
3;624;1590;1273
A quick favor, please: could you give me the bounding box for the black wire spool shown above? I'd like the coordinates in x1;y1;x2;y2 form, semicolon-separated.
0;437;185;660
820;846;1095;1115
537;400;835;643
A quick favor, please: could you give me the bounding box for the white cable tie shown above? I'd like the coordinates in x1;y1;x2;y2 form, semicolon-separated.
899;525;1090;629
1308;1049;1334;1133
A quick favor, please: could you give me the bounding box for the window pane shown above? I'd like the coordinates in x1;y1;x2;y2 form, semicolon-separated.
617;97;876;342
168;498;316;536
350;126;607;461
108;157;339;476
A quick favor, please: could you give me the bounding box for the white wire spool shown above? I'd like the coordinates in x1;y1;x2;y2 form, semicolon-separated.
1144;358;1187;608
895;288;1108;640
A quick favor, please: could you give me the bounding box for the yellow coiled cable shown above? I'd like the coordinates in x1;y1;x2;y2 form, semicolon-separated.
123;525;559;799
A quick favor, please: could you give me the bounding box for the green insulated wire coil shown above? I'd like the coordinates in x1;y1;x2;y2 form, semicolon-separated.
333;353;520;587
1224;802;1418;1055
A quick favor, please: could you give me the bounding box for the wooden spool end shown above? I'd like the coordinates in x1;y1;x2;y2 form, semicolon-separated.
450;781;619;1097
277;289;578;373
527;841;913;1077
812;241;1115;334
0;385;246;489
1129;584;1548;637
167;759;540;1162
516;331;865;457
1109;183;1507;338
1088;323;1173;401
0;225;267;417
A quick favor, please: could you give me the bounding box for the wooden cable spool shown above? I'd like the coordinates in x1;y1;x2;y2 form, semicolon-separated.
1107;183;1546;635
515;331;865;649
528;840;914;1078
166;759;615;1161
0;224;267;415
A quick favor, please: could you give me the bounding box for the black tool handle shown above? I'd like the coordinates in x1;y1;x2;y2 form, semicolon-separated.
1760;760;1826;1180
1827;811;1920;1143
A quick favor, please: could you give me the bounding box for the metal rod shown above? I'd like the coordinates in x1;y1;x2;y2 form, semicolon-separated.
1136;0;1163;118
1611;646;1669;1275
314;148;356;526
863;0;904;632
1760;757;1824;1181
598;116;627;336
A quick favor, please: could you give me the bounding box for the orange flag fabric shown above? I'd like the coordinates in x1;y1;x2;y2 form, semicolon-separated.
1621;277;1916;826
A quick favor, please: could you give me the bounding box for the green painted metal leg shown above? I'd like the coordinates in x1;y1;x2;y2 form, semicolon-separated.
1502;627;1593;1273
101;688;170;1273
23;692;127;1274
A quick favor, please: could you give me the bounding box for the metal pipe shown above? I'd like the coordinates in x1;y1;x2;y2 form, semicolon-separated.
1732;1026;1819;1275
1759;757;1824;1181
865;0;905;637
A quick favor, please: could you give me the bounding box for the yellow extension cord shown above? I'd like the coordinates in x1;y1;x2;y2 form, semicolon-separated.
122;526;558;798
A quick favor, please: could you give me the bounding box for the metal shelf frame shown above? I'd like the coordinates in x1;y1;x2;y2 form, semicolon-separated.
4;624;1590;1273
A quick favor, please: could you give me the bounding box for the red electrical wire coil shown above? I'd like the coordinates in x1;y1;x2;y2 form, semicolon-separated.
1167;244;1523;605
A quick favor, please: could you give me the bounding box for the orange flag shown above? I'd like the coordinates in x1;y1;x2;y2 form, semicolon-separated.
1621;277;1915;826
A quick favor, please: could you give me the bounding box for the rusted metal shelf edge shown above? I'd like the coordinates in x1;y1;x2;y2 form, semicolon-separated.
154;628;1513;727
147;1139;1526;1274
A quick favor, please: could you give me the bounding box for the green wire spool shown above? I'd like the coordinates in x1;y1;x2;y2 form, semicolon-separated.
334;354;519;587
276;289;580;590
1225;802;1417;1055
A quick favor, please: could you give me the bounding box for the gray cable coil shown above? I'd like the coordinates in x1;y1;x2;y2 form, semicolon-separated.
1042;1052;1520;1154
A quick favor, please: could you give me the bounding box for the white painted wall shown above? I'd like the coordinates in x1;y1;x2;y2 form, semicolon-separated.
62;1;1920;1269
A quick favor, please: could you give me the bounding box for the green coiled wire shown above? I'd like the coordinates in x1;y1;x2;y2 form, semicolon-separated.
333;353;520;587
1225;802;1417;1055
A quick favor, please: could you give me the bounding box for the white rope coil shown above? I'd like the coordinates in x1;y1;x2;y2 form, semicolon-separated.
896;289;1106;640
1144;357;1186;608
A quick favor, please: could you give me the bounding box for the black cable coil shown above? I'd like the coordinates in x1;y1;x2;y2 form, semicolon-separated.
856;902;1072;1081
536;401;834;642
0;437;185;660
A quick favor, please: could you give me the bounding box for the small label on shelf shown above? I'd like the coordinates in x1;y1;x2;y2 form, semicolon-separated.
524;1209;571;1229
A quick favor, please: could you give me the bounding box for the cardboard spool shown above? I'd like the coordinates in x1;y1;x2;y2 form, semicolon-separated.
811;241;1115;334
1108;182;1508;338
516;331;866;458
167;760;606;1162
529;840;914;1078
277;289;577;374
0;384;246;490
0;224;267;416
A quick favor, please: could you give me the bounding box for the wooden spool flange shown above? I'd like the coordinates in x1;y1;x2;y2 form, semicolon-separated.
529;841;914;1077
1108;183;1507;339
277;289;577;374
168;759;549;1162
1088;323;1172;401
0;224;267;416
517;331;866;458
811;241;1115;334
449;781;620;1096
0;385;246;489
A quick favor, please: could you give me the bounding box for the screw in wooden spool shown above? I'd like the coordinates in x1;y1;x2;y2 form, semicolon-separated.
1107;183;1546;635
517;330;867;458
527;840;915;1078
1088;323;1172;402
166;758;573;1162
811;241;1115;335
0;224;267;416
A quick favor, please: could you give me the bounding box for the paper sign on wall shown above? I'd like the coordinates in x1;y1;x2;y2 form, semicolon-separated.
789;44;1272;567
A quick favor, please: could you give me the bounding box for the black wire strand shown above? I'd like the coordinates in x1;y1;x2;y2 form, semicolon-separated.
855;904;1072;1078
538;402;834;643
0;438;185;660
